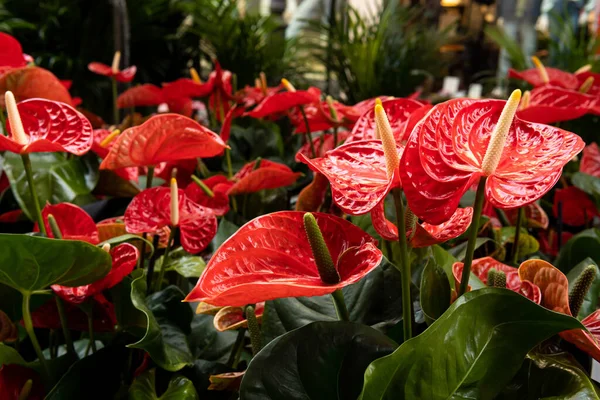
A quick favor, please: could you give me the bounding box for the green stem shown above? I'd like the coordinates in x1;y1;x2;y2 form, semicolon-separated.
330;289;350;321
87;307;97;353
146;234;161;294
299;106;316;158
55;296;75;357
510;207;525;265
153;227;177;292
22;292;49;382
138;166;155;268
225;148;233;179
392;188;413;341
458;177;488;296
333;127;339;148
0;109;6;135
145;166;154;189
227;328;246;368
112;77;119;125
20;154;46;235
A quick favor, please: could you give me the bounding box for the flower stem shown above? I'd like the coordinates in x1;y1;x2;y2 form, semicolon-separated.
0;109;6;134
146;166;154;189
510;207;525;265
153;227;177;292
22;292;49;382
146;234;161;294
227;328;246;368
299;106;316;158
333;127;339;149
458;176;488;296
112;77;119;125
330;289;350;321
138;166;155;268
87;305;97;353
392;188;413;341
55;296;75;357
20;154;46;235
225;148;233;179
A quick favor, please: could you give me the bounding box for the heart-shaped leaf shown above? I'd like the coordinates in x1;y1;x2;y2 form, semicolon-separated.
240;321;397;400
360;288;583;400
0;234;111;293
420;259;450;324
556;228;600;273
129;369;199;400
161;247;206;278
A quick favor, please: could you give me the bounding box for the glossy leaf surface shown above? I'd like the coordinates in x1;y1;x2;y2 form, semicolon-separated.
129;369;199;400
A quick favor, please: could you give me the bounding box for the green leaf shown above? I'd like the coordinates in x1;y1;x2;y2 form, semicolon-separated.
420;259;450;324
129;369;199;400
161;247;206;278
94;169;140;197
359;288;583;400
240;321;398;400
498;352;600;399
429;245;485;291
3;152;95;220
572;172;600;207
211;219;239;250
556;228;600;273
0;234;111;293
0;342;27;366
127;275;195;371
566;257;600;319
448;238;491;261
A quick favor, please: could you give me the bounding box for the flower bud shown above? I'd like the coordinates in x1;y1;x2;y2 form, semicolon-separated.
569;265;596;317
111;51;121;74
170;177;180;226
487;268;497;286
47;214;63;239
575;64;592;74
281;78;296;92
101;243;111;252
190;67;202;84
326;96;339;122
531;56;549;84
4;91;28;146
579;76;594;93
303;213;340;284
520;90;530;111
374;104;399;179
481;89;521;176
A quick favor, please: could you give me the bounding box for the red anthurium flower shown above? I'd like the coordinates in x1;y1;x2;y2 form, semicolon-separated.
483;200;549;229
518;260;600;361
36;203;100;244
371;203;473;247
349;96;395;117
99;114;227;170
161;78;212;99
0;66;75;106
185;175;233;216
246;87;321;119
0;364;44;400
575;70;600;95
517;86;600;124
235;84;281;110
185;211;382;306
0;209;23;223
52;243;138;304
227;159;301;196
553;186;598;226
117;84;165;109
400;95;584;225
453;257;542;302
97;216;171;250
0;32;30;73
345;98;425;143
508;65;579;90
88;51;136;83
219;105;245;143
294;130;350;162
124;187;217;254
154;158;197;187
92;129;139;181
300;139;401;215
31;294;116;332
213;302;265;332
539;230;573;257
295;173;330;212
1;97;93;155
580;142;600;177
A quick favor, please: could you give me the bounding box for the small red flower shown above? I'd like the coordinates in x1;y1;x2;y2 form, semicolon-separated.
580;142;600;177
91;129;139;181
553;186;598;226
246;87;321;119
185;211;382;306
517;86;600;124
235;84;281;110
88;53;136;83
185;175;233;216
116;84;165;109
99;114;227;170
0;67;76;106
124;187;217;254
1;98;93;155
36;203;100;244
400;97;584;225
227;159;301;196
0;32;30;73
452;257;541;302
509;66;579;89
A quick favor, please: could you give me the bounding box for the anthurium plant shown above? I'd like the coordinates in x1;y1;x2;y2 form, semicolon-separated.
1;31;600;400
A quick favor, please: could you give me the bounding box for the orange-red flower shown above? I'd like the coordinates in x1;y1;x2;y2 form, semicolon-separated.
88;54;136;83
553;186;598;226
517;86;600;124
185;175;233;216
0;66;76;106
580;143;600;177
0;32;31;74
227;159;301;196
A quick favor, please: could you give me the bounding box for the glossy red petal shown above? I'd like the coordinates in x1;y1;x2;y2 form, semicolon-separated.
0;66;74;106
100;114;227;169
453;257;541;303
124;187;217;253
36;203;99;244
117;84;164;108
350;96;395;117
517;86;600;124
91;129;112;158
288;102;335;134
227;159;301;195
154;159;198;187
116;65;137;83
503;201;549;229
220;105;244;143
246;88;320;118
560;310;600;362
508;67;579;89
185;176;232;216
486;169;563;209
162;78;213;99
346;98;423;143
185;211;381;306
300;140;399;215
88;62;114;77
166;96;193;117
576;71;600;95
518;259;570;314
213;302;265;331
1;98;93;155
580;143;600;177
0;32;28;69
295;172;329;212
400;104;432;142
294;131;350;162
553;186;598;226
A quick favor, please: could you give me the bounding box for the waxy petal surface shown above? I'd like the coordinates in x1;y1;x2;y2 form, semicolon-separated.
246;88;320;118
0;66;74;106
517;86;600;124
36;203;99;244
185;175;232;216
185;211;381;306
518;259;570;314
0;32;28;70
508;67;580;89
580;143;600;177
227;159;300;195
117;84;164;108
